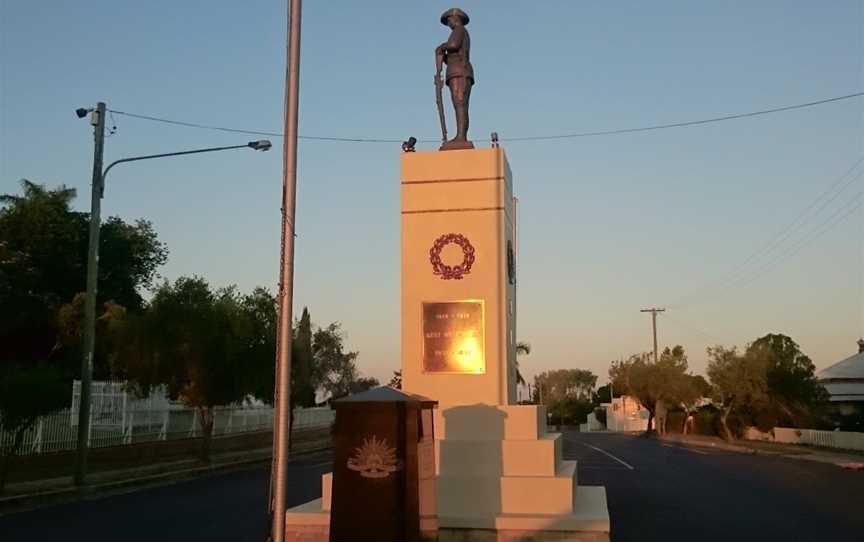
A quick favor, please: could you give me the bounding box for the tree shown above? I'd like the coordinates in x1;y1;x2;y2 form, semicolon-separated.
349;377;380;394
706;334;828;440
592;384;612;405
747;334;827;427
0;180;167;368
535;369;597;403
0;366;69;492
388;370;402;390
614;346;704;435
707;345;769;441
515;341;531;385
0;181;82;366
55;294;130;379
120;277;253;462
312;323;361;401
239;287;278;404
534;369;598;425
291;308;316;408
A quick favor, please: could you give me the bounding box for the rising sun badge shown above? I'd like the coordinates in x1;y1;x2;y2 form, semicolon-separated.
347;435;402;479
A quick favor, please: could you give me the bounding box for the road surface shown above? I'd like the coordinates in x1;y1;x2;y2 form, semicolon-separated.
2;431;863;541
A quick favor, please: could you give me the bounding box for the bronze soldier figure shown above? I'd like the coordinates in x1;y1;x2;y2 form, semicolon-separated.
436;8;474;150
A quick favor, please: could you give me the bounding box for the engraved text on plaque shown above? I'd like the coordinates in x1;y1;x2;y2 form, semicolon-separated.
422;300;485;374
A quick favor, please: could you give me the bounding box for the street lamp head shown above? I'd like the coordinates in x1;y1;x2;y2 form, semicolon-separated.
248;140;272;151
76;107;91;119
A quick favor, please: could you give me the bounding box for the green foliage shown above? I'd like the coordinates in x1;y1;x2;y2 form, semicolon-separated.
0;180;167;369
547;396;594;426
239;287;278;404
56;294;130;379
515;341;530;385
610;346;705;434
593;406;607;427
747;334;828;426
98;217;168;310
312;323;361;401
0;366;70;490
692;406;722;436
291;308;315;408
534;369;597;403
592;384;612;405
123;277;251;407
534;369;597;425
706;334;828;439
349;377;380;394
388;371;402;390
117;277;260;461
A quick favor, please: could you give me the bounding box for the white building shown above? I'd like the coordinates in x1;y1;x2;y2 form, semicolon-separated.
818;339;864;415
604;395;650;432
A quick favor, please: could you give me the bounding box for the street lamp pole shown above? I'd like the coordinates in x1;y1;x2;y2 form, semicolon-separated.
73;105;270;487
74;102;106;487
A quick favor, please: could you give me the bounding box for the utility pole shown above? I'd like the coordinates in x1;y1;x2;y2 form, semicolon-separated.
271;1;301;541
640;308;665;363
75;101;106;487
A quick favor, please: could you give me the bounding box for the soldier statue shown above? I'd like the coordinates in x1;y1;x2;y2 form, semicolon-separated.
435;8;474;150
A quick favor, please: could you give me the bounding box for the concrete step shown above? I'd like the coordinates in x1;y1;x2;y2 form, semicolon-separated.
438;433;562;477
435;405;547;441
438;485;610;538
438;460;578;517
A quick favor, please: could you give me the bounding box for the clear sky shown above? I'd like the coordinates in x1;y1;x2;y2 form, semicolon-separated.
2;1;863;385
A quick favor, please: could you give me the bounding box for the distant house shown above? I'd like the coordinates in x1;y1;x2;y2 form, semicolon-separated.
818;340;864;417
604;396;650;432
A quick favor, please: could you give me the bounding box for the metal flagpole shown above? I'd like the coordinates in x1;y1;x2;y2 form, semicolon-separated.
271;0;301;541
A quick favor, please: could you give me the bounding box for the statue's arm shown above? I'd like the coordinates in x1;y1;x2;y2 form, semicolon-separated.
436;26;465;53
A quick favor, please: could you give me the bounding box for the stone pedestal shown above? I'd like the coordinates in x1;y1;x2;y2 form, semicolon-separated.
400;148;517;407
400;148;609;541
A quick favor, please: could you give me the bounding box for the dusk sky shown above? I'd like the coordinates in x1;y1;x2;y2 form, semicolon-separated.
2;1;862;385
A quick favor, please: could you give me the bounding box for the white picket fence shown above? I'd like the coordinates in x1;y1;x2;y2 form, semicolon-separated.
1;406;333;457
744;427;864;452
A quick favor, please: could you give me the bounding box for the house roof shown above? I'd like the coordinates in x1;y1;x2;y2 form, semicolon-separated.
818;343;864;402
818;351;864;381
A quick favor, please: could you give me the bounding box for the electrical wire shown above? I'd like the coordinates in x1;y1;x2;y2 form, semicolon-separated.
108;91;864;144
662;313;731;346
676;192;864;309
670;159;864;308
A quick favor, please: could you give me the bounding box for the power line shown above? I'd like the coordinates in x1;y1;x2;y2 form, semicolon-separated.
670;159;864;308
108;91;864;144
676;192;863;309
662;313;731;346
505;93;864;141
721;193;863;294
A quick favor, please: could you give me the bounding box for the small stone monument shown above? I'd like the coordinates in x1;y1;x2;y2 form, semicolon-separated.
329;388;437;542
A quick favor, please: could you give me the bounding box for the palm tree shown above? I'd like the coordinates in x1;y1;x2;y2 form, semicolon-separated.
515;341;531;385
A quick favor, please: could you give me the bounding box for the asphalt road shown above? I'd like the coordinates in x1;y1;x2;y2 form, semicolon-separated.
2;431;863;541
568;432;864;541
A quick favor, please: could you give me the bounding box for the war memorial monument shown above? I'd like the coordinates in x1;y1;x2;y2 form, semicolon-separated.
283;9;611;541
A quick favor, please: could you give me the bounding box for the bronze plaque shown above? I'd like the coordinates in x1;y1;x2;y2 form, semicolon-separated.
422;301;485;374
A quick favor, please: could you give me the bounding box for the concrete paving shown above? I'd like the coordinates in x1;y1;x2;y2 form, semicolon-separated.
2;431;863;541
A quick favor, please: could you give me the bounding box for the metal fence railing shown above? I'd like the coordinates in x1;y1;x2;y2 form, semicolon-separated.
1;405;333;457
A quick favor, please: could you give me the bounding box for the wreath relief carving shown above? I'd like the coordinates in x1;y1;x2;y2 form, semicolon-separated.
429;233;475;280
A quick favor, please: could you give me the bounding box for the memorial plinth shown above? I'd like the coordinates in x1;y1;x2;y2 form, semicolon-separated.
401;148;517;406
401;148;609;542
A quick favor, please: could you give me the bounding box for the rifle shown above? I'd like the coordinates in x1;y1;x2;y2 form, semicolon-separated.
434;50;448;143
